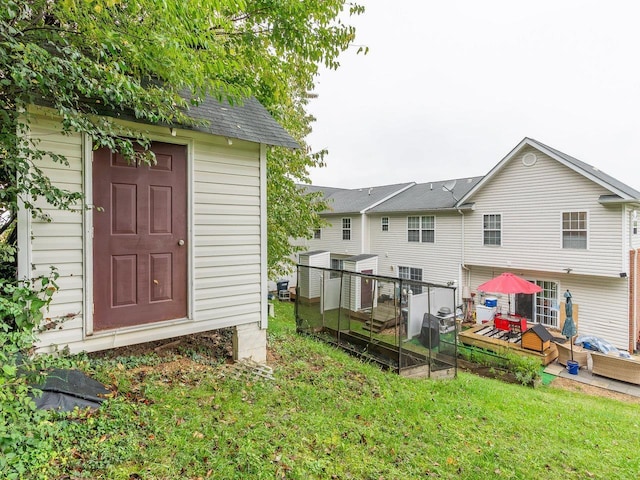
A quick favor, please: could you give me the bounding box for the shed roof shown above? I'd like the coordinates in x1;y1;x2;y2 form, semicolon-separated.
299;250;329;256
185;96;299;148
345;254;378;262
67;93;298;148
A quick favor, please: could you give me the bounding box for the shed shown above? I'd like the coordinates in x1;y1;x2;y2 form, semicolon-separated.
19;96;297;362
521;323;555;353
297;250;330;304
342;254;379;312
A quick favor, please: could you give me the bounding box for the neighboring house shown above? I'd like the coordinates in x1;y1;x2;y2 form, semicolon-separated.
19;96;297;361
366;178;482;288
297;138;640;351
459;138;640;350
298;182;414;270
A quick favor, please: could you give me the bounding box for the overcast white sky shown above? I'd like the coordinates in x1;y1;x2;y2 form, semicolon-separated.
307;0;640;191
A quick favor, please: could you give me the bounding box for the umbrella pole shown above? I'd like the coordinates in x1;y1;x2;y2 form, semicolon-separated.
570;336;574;362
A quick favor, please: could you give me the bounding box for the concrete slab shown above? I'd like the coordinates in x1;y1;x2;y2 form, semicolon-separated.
544;360;640;397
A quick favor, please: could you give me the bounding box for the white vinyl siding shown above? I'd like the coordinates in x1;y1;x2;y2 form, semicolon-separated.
26;117;85;348
562;211;587;249
464;146;624;277
369;212;462;287
297;214;362;258
471;266;629;348
27;112;267;353
408;215;435;243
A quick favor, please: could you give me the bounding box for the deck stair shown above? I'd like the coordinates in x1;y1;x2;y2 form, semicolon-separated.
362;304;399;333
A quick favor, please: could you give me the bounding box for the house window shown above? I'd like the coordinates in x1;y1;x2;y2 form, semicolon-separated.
634;220;638;235
407;215;435;243
342;218;351;240
313;228;321;239
398;266;423;294
562;211;587;249
330;258;344;279
535;281;558;328
483;214;501;246
381;217;389;232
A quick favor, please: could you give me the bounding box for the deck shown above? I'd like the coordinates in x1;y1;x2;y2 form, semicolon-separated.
458;323;559;365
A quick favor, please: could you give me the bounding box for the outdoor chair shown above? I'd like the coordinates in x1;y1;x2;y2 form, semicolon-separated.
555;338;590;369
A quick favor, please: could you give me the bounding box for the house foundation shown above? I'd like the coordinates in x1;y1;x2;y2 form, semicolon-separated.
233;322;267;363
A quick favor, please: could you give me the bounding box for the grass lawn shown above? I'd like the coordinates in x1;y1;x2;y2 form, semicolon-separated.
39;301;640;479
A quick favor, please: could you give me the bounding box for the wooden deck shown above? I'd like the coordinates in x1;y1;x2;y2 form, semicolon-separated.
458;323;559;365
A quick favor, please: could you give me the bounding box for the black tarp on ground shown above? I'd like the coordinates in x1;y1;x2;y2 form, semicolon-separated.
31;368;110;411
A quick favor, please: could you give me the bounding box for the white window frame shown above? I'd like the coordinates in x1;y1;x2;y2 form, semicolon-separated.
534;280;558;328
313;228;321;239
483;213;502;246
381;217;389;232
561;211;588;249
407;215;435;243
330;258;344;279
398;266;423;294
342;218;351;241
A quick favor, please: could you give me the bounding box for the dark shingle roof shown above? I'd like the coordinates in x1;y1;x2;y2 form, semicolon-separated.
185;96;299;148
367;177;483;213
527;138;640;199
346;254;378;262
300;250;329;256
300;183;415;214
64;93;298;148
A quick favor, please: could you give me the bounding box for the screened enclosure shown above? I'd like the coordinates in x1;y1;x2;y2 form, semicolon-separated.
295;265;459;378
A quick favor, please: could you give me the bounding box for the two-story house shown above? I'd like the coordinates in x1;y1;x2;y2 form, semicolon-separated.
459;137;640;350
298;138;640;351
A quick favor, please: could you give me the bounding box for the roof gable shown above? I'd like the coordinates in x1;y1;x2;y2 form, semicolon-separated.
458;137;640;204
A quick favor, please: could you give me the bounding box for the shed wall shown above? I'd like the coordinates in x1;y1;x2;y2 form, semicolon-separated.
25;114;266;353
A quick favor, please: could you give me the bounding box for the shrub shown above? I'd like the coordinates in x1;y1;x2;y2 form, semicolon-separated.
0;268;61;479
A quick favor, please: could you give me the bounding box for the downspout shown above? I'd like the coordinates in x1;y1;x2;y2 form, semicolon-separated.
457;208;468;306
361;212;367;254
628;208;638;352
634;248;638;352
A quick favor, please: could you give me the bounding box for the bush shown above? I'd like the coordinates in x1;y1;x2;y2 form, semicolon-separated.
0;268;62;479
459;345;541;387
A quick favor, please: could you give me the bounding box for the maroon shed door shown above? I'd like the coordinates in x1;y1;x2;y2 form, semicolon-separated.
93;142;188;331
361;269;374;310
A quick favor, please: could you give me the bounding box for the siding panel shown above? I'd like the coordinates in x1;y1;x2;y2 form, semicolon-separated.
464;147;624;277
28;112;267;353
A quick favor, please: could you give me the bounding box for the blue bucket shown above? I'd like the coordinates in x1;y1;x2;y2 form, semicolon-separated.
567;360;579;375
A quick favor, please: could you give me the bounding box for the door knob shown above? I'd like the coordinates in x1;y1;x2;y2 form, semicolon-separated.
178;239;185;246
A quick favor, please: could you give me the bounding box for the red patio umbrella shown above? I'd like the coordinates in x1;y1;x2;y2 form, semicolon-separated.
477;272;542;314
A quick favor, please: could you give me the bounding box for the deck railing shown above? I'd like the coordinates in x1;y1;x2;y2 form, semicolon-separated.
294;265;458;378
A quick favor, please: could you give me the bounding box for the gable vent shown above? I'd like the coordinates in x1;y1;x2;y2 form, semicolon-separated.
522;152;537;166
